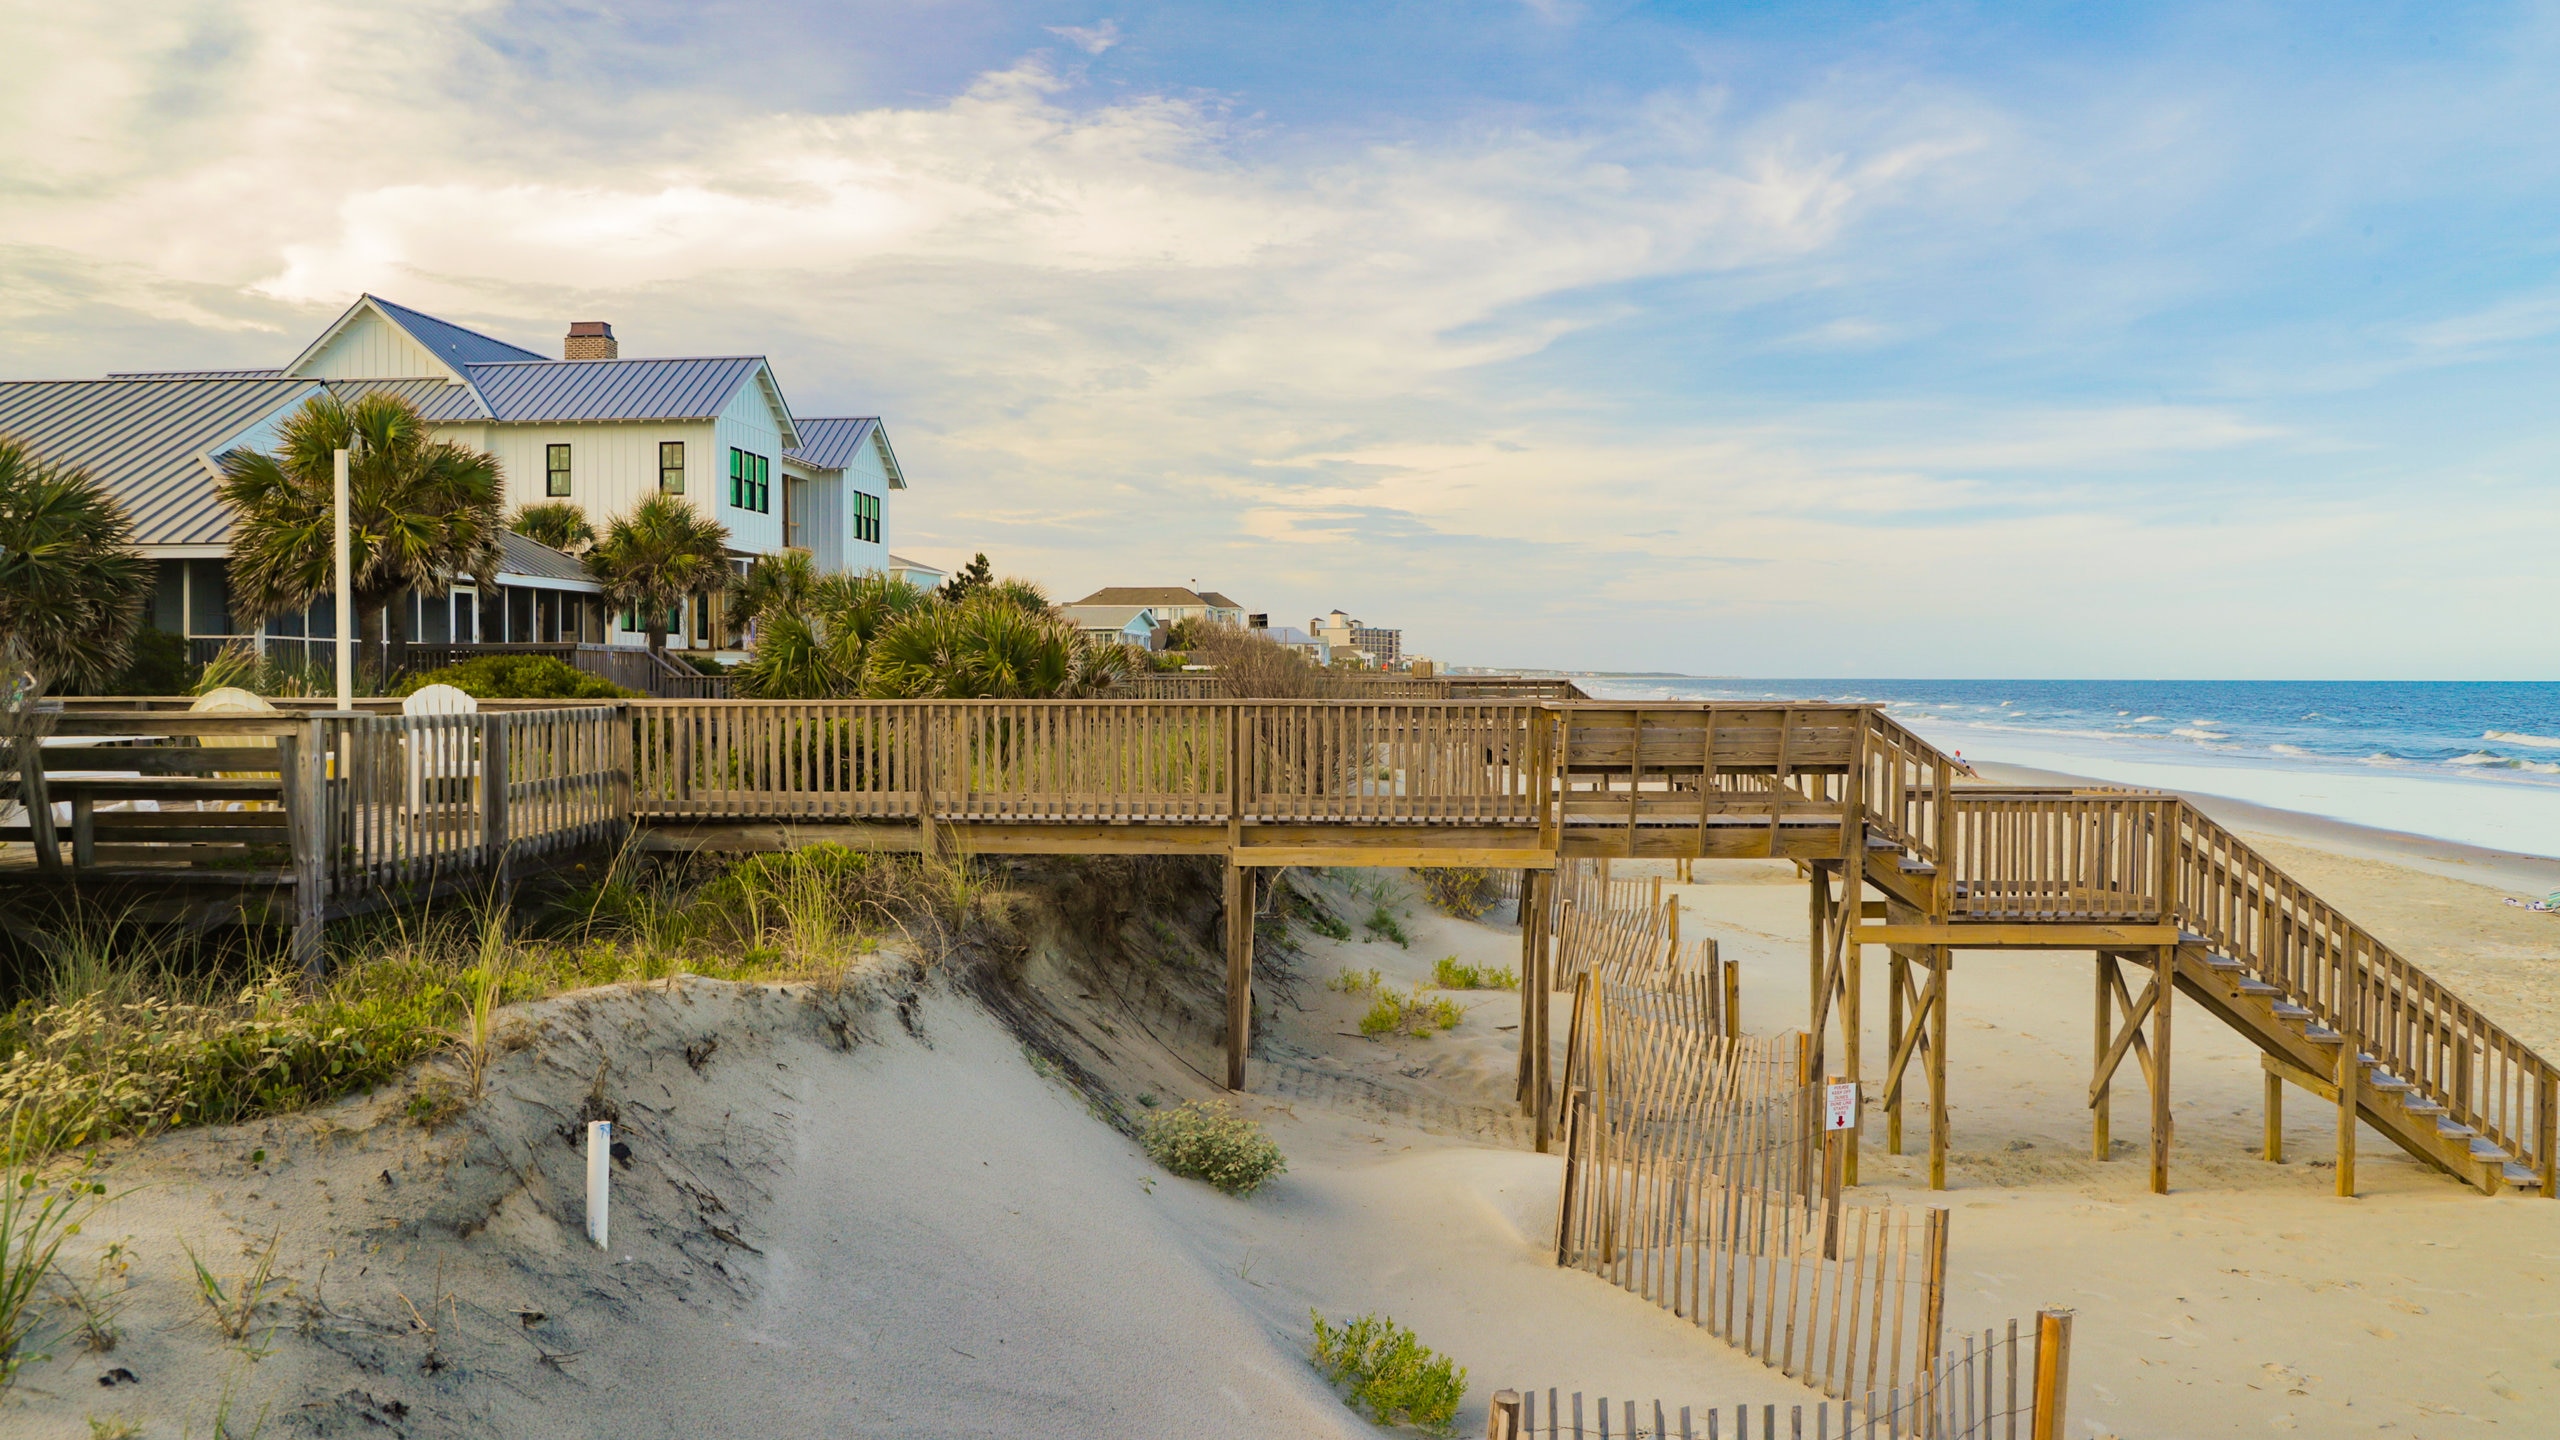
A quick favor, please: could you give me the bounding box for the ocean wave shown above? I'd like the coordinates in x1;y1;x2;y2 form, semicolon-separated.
2363;753;2407;766
2269;744;2314;757
2172;727;2230;741
2447;752;2509;767
2485;729;2560;750
2129;715;2162;724
2446;752;2560;774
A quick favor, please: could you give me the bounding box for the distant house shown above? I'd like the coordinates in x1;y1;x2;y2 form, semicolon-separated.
1313;609;1402;668
886;554;948;593
1060;604;1163;649
1248;617;1331;664
1067;586;1244;628
0;293;911;660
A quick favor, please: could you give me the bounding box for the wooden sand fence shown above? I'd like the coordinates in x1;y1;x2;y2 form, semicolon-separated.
1483;1308;2076;1437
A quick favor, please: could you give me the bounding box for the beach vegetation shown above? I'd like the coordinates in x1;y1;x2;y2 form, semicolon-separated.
509;501;595;555
0;435;152;708
216;392;505;682
1363;905;1410;948
1358;989;1462;1038
182;1231;288;1347
1309;1310;1467;1433
1328;967;1382;996
1414;867;1500;920
57;1238;131;1354
585;493;734;655
0;1128;108;1389
391;653;632;700
1430;957;1517;991
1139;1099;1286;1195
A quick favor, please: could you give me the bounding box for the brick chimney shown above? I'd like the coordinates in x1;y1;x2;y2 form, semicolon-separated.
564;321;617;360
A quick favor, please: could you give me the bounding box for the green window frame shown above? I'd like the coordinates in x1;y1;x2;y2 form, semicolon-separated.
854;491;881;543
659;440;685;495
546;443;571;497
727;447;770;513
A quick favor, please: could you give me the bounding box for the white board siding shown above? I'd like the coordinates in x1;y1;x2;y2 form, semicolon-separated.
295;311;452;380
445;420;720;539
786;463;844;572
712;379;785;555
842;430;892;574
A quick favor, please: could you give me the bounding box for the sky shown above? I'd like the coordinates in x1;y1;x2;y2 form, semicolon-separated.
4;1;2558;678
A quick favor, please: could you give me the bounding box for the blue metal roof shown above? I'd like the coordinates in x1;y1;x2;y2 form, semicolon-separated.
368;295;546;367
497;531;598;588
461;355;767;425
0;377;316;547
784;416;878;470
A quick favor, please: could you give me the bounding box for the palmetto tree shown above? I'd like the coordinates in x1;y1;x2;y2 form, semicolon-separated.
586;494;733;654
218;392;505;680
510;501;596;555
734;568;932;699
864;591;1087;699
0;436;150;697
731;548;820;637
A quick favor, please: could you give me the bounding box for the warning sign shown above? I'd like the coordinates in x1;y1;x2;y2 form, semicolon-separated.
1825;1081;1859;1132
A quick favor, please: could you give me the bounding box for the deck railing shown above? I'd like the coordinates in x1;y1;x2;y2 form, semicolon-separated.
1943;790;2176;922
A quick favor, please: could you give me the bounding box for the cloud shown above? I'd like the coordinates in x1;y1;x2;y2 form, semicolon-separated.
1045;19;1121;55
4;3;2556;677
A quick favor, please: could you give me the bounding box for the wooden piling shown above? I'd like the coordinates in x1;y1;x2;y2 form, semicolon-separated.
2029;1308;2073;1440
1224;859;1252;1090
2093;954;2111;1161
2150;943;2173;1195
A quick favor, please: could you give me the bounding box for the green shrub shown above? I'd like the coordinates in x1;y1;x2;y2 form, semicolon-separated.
1139;1100;1286;1195
393;654;633;700
1357;989;1461;1038
1431;957;1518;991
1363;906;1410;948
1310;1310;1467;1433
100;628;191;695
1328;967;1382;996
1305;907;1353;941
1415;867;1500;921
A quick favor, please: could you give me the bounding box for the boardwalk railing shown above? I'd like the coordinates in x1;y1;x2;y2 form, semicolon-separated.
407;642;733;700
1922;786;2559;1185
1115;673;1588;701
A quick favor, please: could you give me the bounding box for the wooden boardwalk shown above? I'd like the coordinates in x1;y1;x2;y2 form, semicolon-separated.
4;694;2549;1198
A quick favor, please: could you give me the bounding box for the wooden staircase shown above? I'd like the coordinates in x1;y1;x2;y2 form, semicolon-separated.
1839;711;2557;1198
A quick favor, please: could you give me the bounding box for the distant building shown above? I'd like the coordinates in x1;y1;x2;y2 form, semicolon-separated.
1068;586;1244;628
1060;604;1164;649
1247;614;1329;664
886;554;948;593
1313;609;1402;668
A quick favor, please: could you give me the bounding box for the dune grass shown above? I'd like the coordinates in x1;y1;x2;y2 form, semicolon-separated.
0;843;1006;1166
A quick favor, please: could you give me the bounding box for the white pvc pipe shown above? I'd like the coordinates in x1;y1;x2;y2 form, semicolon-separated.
586;1120;611;1248
333;447;352;710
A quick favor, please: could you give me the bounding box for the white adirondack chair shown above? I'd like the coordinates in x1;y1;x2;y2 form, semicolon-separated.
190;686;279;811
403;683;480;812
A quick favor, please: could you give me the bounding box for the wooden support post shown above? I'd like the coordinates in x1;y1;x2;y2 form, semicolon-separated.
2092;954;2112;1161
1722;956;1741;1042
282;722;330;982
2029;1309;2073;1440
2264;1068;2284;1164
1919;1208;1950;1380
914;704;940;861
2150;943;2173;1195
1887;950;1907;1155
1518;867;1538;1110
1486;1389;1523;1440
69;795;95;868
1844;935;1862;1187
1224;859;1252;1090
480;715;512;899
1929;946;1950;1191
2336;986;2359;1199
16;709;59;873
1823;1078;1846;1260
2539;1072;2558;1200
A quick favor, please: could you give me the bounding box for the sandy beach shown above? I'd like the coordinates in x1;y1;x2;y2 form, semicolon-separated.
6;789;2558;1439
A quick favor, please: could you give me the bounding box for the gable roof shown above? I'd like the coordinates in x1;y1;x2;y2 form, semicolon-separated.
1071;586;1212;609
1060;604;1160;630
495;531;598;589
1196;591;1243;610
283;294;545;382
786;417;906;488
465;356;782;429
0;376;317;547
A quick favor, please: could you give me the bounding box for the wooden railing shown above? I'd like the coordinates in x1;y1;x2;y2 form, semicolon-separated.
1923;783;2559;1183
2170;801;2558;1182
1943;790;2176;922
1113;673;1588;701
626;699;1548;828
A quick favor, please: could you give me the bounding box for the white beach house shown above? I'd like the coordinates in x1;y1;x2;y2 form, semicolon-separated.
0;294;908;663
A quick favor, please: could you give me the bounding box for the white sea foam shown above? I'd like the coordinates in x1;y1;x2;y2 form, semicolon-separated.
2130;715;2162;724
2173;727;2229;742
2446;752;2507;767
2270;744;2313;757
2485;730;2560;750
2363;753;2408;766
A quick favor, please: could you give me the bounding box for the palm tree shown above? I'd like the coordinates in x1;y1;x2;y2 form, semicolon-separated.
734;568;931;699
731;548;820;638
0;435;150;696
586;494;734;654
511;501;596;555
218;392;505;681
864;591;1084;699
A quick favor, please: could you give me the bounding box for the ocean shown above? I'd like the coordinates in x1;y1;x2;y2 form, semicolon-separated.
1572;678;2560;859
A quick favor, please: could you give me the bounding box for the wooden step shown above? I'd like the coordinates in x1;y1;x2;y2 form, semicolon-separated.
2237;979;2282;996
2504;1162;2541;1187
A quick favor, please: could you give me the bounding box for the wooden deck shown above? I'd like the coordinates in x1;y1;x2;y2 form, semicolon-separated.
5;693;2550;1200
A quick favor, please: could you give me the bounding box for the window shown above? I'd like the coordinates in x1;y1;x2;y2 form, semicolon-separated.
854;491;882;543
727;448;770;513
659;440;685;495
546;443;572;497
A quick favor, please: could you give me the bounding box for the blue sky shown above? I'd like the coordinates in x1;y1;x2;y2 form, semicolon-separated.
4;2;2557;677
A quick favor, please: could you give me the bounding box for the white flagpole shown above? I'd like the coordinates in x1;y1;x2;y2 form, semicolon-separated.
334;447;353;709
